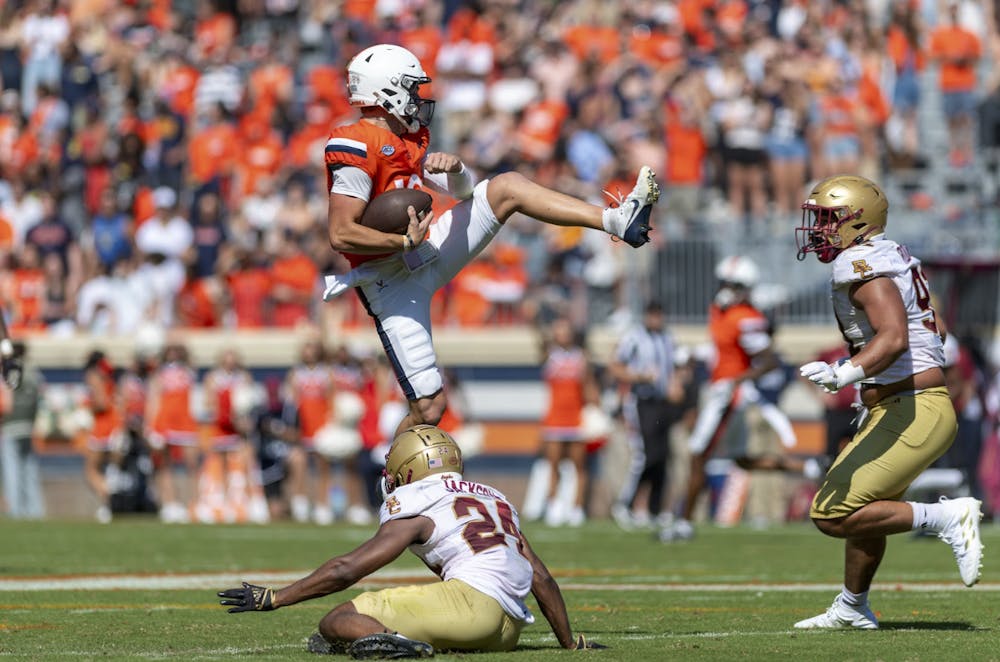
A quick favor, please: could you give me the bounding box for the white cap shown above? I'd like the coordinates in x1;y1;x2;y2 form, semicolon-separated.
153;186;177;209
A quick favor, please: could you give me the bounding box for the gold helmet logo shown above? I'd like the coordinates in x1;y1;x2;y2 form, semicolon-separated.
796;174;888;263
383;425;463;495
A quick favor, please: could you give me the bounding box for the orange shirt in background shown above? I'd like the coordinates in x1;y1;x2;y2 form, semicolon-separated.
234;125;283;197
270;253;317;328
517;99;569;161
188;122;238;185
400;24;444;84
133;187;154;229
227;268;271;328
88;368;122;441
151;362;198;436
818;92;860;136
562;24;621;64
288;364;332;440
160;63;199;117
886;25;925;72
7;269;45;331
929;25;981;92
0;213;14;250
450;260;493;326
628;29;684;70
664;101;706;185
542;346;587;430
195;12;236;58
709;302;768;382
176;277;218;328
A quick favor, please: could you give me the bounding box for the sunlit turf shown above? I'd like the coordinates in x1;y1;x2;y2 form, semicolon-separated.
1;519;997;660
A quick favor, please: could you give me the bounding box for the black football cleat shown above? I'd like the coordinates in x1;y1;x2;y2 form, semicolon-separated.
348;632;434;659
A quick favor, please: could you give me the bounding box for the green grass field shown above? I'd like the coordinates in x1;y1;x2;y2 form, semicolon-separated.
1;519;997;661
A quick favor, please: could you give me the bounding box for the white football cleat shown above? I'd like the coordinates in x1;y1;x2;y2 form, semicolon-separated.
794;596;878;630
936;496;984;587
603;165;660;247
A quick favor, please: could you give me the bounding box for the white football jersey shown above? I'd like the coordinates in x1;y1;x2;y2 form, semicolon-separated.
830;236;944;385
379;473;535;624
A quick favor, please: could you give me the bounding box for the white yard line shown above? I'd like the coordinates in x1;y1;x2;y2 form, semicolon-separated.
0;570;996;593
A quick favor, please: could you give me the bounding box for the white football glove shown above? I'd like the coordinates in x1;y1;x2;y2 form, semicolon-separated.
799;360;866;394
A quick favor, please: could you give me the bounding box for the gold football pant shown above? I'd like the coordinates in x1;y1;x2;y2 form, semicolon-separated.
811;387;956;519
351;579;524;651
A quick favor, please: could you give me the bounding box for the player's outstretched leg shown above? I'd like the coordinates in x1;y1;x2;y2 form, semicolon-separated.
485;166;660;247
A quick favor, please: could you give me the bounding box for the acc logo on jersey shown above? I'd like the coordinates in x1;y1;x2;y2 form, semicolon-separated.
852;260;874;279
386;496;401;515
380;145;395;156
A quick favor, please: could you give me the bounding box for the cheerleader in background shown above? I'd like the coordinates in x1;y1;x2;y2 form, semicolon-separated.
146;343;199;523
82;350;123;524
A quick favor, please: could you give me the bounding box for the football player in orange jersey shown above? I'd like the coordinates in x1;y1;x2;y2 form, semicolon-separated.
669;257;805;541
322;44;660;435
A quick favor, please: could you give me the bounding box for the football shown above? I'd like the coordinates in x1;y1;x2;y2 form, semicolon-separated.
358;188;433;235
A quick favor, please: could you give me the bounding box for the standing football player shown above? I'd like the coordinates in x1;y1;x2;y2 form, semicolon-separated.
794;175;982;629
218;424;603;657
322;44;660;435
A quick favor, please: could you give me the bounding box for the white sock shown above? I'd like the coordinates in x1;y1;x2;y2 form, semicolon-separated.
909;501;950;532
601;207;617;235
839;586;868;607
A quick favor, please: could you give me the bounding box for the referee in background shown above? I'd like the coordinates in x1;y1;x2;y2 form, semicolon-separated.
608;301;681;528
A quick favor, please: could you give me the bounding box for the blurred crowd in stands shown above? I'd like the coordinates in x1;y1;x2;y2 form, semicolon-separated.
0;0;997;336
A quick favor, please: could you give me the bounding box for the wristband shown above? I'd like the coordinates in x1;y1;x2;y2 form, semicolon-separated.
833;359;866;389
0;339;12;358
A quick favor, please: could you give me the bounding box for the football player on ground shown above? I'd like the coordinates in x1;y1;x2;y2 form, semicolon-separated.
793;175;982;629
321;44;660;437
218;424;603;658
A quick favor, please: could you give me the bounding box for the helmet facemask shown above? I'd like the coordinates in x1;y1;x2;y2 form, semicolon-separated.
797;203;865;263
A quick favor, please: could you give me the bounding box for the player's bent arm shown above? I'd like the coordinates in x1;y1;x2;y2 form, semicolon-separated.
272;516;432;608
423;152;474;200
327;192;411;255
519;535;576;649
848;277;909;377
740;345;779;383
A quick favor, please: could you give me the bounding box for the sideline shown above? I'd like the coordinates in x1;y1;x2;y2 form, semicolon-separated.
1;569;996;593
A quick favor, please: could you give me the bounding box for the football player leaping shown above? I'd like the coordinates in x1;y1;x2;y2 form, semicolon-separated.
793;175;983;629
322;44;659;437
218;425;604;657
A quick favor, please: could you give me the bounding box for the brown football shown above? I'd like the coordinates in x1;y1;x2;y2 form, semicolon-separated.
358;188;433;235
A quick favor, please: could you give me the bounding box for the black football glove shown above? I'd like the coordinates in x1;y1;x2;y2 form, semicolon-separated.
2;355;22;390
574;634;608;650
218;582;276;613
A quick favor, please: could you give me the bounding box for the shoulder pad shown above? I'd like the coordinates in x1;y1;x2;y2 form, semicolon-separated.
831;239;907;287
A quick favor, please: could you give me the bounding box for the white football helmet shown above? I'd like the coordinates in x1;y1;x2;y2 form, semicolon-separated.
714;256;759;309
715;255;759;287
347;44;435;133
